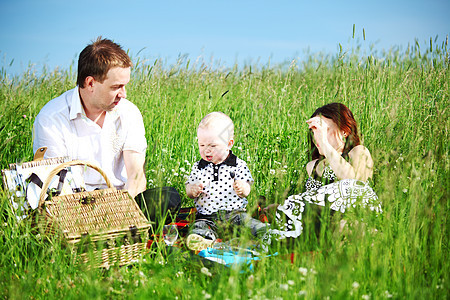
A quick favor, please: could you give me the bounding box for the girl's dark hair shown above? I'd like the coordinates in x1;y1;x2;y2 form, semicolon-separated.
309;102;360;160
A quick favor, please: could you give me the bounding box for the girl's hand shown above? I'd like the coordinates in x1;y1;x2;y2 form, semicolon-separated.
233;180;251;198
306;116;329;149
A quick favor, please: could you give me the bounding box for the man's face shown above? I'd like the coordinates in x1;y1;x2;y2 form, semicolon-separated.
90;67;131;112
197;126;233;165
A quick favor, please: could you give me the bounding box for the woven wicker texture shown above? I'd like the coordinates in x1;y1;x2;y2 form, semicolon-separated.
76;243;146;268
43;188;150;241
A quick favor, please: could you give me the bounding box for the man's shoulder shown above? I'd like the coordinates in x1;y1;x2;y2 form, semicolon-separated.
115;98;143;117
117;98;140;110
37;88;76;118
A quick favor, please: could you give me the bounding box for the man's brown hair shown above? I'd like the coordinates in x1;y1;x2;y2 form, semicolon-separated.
77;37;132;88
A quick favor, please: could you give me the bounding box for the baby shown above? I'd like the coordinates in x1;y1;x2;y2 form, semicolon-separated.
185;112;266;250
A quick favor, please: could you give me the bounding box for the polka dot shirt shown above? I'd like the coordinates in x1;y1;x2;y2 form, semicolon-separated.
186;151;254;215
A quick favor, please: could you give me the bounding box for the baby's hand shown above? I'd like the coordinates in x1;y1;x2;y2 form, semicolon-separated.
188;183;204;198
233;180;250;198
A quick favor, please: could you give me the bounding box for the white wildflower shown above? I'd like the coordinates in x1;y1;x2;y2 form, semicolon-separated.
384;290;393;298
279;284;289;291
175;271;184;278
180;167;186;173
362;294;370;300
201;267;212;277
309;268;317;275
173;172;179;177
270;169;276;175
402;188;408;193
247;275;254;284
157;259;166;265
298;267;308;276
288;280;295;286
202;291;212;299
352;281;360;289
298;290;307;297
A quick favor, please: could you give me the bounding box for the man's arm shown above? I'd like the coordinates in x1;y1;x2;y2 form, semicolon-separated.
33;113;68;158
123;150;146;198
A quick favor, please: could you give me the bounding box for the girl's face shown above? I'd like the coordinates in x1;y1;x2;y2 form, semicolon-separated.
313;116;345;155
197;127;234;165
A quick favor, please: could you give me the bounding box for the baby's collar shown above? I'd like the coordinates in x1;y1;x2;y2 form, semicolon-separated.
198;151;237;169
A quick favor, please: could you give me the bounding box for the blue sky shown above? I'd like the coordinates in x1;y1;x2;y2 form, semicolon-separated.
1;0;449;75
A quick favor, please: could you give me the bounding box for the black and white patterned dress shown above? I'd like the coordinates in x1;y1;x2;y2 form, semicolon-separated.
267;159;382;241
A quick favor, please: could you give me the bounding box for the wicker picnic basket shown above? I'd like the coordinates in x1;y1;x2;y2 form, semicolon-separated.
32;160;152;268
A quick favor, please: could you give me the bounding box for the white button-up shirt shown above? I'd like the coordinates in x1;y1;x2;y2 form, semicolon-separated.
32;87;147;190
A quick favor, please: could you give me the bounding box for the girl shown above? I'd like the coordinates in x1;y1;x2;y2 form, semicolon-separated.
264;103;381;242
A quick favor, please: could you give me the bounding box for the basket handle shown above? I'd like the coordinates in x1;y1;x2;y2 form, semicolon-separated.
38;160;114;207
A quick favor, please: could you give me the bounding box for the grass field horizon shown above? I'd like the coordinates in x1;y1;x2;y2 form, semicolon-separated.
0;37;448;299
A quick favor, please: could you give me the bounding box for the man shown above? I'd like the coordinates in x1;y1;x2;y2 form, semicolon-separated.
33;37;146;197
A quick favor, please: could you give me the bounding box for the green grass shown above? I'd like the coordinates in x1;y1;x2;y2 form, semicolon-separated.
0;38;448;299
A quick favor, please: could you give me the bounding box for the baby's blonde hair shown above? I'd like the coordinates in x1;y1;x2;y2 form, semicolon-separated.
198;112;234;141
